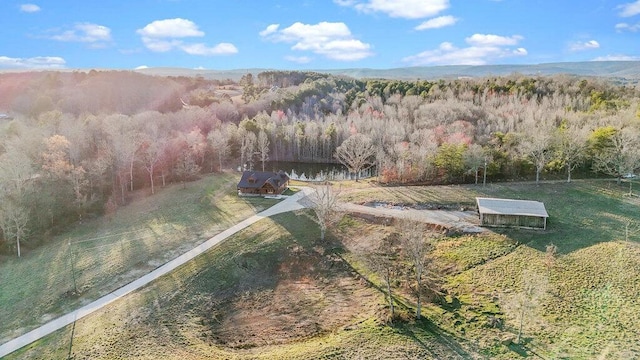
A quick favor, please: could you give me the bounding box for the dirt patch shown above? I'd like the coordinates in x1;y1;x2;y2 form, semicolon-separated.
205;246;379;349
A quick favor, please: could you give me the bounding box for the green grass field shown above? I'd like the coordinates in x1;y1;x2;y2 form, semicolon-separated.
0;173;280;343
3;178;640;359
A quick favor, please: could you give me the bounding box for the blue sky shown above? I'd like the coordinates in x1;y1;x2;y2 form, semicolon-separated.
1;0;639;70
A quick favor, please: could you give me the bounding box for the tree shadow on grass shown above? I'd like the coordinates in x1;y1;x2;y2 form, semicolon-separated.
397;317;477;359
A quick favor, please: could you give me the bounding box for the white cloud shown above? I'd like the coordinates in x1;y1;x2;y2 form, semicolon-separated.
137;18;204;38
137;18;237;56
592;54;640;61
259;24;280;37
334;0;449;19
48;23;112;47
284;55;313;64
261;21;373;61
19;4;40;13
618;0;640;17
569;40;600;51
415;15;458;30
134;65;149;70
466;34;522;46
0;56;65;69
616;22;640;32
403;34;526;66
181;43;238;55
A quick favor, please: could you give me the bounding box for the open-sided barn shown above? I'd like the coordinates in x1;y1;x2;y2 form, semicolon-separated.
476;197;549;230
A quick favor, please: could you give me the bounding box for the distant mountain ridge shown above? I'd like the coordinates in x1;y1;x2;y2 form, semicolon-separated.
135;61;640;82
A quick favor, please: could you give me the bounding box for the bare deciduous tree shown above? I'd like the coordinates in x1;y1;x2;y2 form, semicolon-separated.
544;243;558;276
555;122;587;183
240;130;257;171
306;184;339;242
207;128;230;172
504;269;549;344
520;131;553;185
0;144;35;196
257;130;270;172
335;133;375;182
592;127;640;185
367;248;397;321
0;198;29;258
400;218;432;320
139;135;167;195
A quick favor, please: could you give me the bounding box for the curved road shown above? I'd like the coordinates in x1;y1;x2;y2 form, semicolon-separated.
0;187;313;358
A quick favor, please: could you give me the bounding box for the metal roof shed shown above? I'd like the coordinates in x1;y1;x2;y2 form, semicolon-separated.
476;197;549;230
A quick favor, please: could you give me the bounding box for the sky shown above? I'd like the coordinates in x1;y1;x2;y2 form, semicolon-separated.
0;0;639;70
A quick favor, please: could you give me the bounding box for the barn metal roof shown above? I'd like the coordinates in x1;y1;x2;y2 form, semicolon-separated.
476;197;549;218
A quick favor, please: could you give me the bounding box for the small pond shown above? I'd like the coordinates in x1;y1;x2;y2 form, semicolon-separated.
264;161;375;181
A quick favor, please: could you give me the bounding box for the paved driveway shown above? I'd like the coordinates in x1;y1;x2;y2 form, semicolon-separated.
0;187;312;358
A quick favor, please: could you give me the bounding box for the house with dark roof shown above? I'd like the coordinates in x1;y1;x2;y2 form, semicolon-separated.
237;170;289;196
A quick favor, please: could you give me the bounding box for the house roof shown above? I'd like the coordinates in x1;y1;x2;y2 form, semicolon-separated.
476;197;549;218
237;170;289;189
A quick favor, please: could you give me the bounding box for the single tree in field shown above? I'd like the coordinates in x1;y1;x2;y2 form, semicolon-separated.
335;133;375;181
400;218;432;320
306;184;339;242
207;129;230;172
0;198;29;258
505;269;549;344
257;130;270;172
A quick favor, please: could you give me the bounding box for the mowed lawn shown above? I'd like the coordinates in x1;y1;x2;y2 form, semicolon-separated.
0;172;280;343
3;178;640;359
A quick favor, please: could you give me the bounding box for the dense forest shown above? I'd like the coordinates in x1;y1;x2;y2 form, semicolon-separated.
0;70;639;255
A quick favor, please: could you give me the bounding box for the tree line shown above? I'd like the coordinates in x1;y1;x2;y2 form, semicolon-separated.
1;70;639;256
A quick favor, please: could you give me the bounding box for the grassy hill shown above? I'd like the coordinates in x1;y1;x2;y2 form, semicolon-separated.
3;178;640;359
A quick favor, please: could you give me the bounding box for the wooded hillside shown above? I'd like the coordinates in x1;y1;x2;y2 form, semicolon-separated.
1;70;639;255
